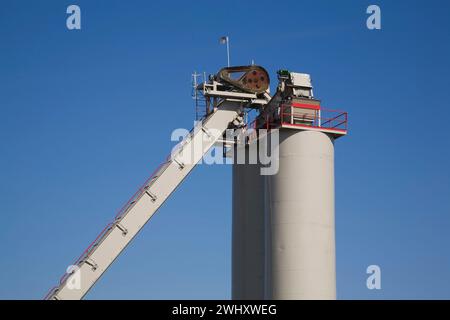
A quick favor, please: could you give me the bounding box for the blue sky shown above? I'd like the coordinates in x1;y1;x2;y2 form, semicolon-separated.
1;0;450;299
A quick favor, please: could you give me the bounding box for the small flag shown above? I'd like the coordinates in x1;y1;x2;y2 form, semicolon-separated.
219;36;228;44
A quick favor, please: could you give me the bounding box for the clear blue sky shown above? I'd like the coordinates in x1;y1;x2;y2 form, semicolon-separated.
1;0;449;299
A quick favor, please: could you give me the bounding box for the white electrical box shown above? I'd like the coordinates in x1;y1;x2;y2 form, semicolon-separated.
290;72;313;98
290;73;312;88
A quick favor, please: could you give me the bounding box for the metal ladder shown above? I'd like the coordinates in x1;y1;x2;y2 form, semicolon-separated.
45;101;243;300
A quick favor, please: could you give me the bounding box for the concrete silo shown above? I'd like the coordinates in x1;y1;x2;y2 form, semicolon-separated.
232;69;347;300
265;129;336;299
232;144;265;299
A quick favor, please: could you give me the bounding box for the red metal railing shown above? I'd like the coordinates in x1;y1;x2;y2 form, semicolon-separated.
244;105;347;135
279;104;347;132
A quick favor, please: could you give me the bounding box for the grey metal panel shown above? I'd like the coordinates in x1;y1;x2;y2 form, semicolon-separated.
265;130;336;300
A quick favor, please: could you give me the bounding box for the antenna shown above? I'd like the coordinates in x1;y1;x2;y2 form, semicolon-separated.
191;71;200;100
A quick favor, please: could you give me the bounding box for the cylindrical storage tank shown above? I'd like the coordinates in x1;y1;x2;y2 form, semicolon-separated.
265;129;336;299
232;144;265;299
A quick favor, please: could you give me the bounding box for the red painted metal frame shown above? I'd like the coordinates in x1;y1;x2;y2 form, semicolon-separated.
290;102;321;110
248;105;347;131
279;104;347;132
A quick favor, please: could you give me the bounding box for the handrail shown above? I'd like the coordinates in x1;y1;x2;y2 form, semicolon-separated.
280;105;348;131
320;112;347;127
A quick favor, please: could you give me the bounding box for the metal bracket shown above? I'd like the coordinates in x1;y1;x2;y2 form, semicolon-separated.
84;258;98;271
172;157;185;170
232;116;244;127
201;127;213;140
146;190;157;202
115;223;128;236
